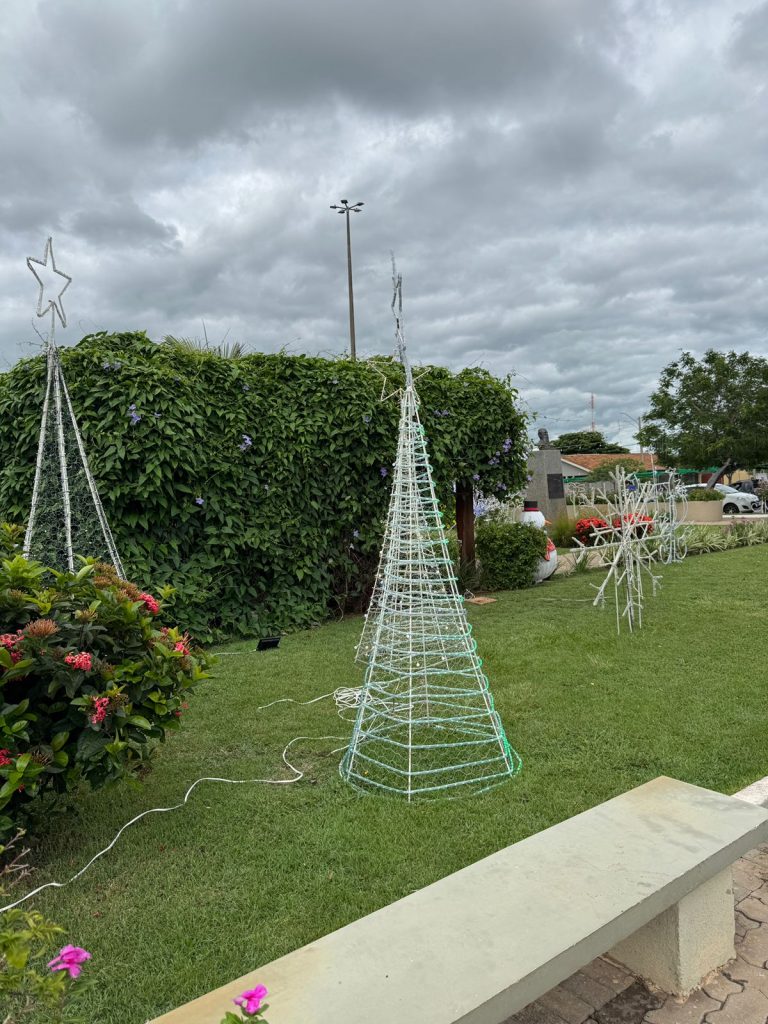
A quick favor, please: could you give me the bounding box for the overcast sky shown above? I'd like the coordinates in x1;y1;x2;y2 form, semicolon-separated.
1;0;766;447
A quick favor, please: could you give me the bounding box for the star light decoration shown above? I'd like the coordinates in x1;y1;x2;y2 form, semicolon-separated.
27;237;72;329
576;468;662;633
23;237;125;578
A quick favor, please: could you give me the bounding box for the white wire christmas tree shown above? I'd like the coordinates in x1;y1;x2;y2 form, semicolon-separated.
23;238;125;577
340;266;521;799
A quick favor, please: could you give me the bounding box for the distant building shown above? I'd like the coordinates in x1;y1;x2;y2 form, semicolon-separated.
561;453;669;478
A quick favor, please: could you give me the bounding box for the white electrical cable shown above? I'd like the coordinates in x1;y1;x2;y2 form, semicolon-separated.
0;687;363;915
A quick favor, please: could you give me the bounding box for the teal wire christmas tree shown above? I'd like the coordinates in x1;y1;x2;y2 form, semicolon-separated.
340;267;521;800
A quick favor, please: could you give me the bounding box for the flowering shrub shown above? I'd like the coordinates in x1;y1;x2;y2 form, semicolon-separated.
611;513;654;538
220;983;270;1022
1;832;92;1022
574;517;609;546
0;554;211;838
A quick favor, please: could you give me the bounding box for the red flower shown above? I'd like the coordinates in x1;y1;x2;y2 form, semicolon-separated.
140;593;160;615
65;652;92;672
612;513;654;536
89;695;110;725
0;632;23;649
574;517;609;547
0;749;13;767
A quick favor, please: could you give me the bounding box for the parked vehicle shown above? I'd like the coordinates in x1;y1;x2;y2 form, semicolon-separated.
684;483;761;514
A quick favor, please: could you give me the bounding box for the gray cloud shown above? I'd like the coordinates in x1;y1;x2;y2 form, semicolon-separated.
1;0;766;448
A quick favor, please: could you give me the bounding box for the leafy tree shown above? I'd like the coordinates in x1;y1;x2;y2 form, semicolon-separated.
551;430;628;454
584;457;645;482
638;350;768;483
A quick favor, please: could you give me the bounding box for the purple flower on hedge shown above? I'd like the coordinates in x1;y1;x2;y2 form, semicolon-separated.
502;437;513;452
363;415;371;424
195;497;204;506
472;473;481;481
380;467;388;478
353;529;360;538
242;384;250;392
239;434;253;451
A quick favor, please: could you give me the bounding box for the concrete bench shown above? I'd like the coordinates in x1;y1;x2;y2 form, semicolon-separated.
150;776;768;1024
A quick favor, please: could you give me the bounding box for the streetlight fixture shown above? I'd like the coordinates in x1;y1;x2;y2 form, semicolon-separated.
330;198;364;360
618;412;645;453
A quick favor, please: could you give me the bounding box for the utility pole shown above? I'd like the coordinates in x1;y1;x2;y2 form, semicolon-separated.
330;198;364;360
590;393;596;432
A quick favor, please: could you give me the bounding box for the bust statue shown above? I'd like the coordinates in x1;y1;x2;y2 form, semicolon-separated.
537;428;552;449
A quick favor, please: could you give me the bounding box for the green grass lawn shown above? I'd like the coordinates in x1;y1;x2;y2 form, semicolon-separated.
16;547;768;1023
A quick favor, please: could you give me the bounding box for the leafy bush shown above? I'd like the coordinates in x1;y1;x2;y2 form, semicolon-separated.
0;554;210;838
549;515;576;548
0;333;528;641
583;457;645;483
1;832;92;1023
684;489;721;501
685;521;768;554
574;517;608;546
475;521;547;591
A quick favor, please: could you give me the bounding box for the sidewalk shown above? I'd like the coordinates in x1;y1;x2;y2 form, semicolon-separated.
506;845;768;1024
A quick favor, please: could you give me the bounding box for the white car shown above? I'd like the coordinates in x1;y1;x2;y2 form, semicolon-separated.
684;483;761;514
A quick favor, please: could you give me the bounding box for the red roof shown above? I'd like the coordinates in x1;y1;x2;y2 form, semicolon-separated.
562;453;669;472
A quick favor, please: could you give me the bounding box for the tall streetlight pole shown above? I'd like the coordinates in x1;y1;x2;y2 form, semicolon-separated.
618;412;645;453
330;198;364;360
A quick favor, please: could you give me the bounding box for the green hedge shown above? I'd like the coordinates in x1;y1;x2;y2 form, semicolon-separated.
476;521;548;590
0;333;528;640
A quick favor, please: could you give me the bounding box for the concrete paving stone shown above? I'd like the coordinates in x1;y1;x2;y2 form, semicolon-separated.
701;974;742;1002
737;923;768;969
505;1003;567;1024
740;849;768;875
736;909;762;933
593;981;664;1023
732;864;763;900
738;897;768;925
643;989;720;1024
580;958;635;996
538;984;595;1024
723;955;768;996
747;881;768;906
561;971;617;1010
703;986;768;1024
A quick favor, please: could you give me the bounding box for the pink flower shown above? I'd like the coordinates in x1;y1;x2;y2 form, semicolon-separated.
174;640;190;656
234;984;268;1014
0;632;22;649
65;651;92;671
89;695;110;725
48;944;91;979
140;592;160;615
0;749;13;767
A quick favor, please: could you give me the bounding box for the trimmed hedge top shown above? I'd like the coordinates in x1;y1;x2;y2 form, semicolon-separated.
0;333;528;640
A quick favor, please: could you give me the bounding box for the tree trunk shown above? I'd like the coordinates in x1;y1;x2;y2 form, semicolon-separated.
455;479;475;567
706;458;733;489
